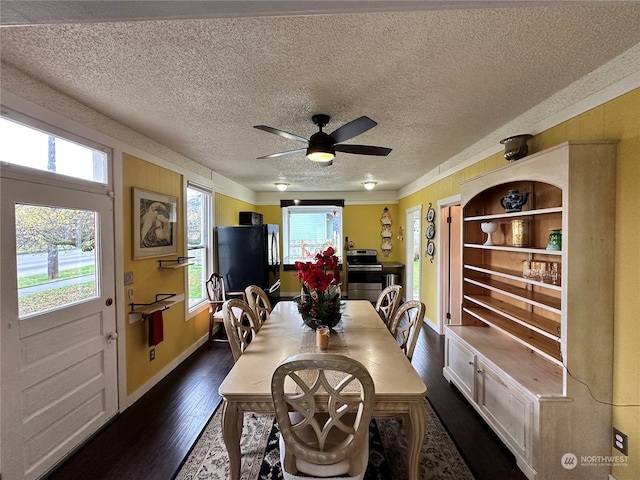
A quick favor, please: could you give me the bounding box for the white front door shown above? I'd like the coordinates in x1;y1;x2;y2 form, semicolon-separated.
1;178;118;479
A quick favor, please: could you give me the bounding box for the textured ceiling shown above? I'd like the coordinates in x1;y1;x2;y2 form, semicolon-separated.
2;2;640;192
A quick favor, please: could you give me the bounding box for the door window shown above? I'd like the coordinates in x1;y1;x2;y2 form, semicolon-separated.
15;204;98;318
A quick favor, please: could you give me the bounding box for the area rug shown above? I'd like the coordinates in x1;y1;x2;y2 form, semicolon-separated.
175;398;474;480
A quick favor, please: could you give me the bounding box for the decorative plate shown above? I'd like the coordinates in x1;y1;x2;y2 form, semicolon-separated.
426;203;435;223
425;224;435;240
426;240;435;258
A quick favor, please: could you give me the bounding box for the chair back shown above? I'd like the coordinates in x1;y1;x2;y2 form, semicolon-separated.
389;300;425;361
375;284;402;329
271;353;374;478
245;284;272;330
222;299;259;362
205;273;226;312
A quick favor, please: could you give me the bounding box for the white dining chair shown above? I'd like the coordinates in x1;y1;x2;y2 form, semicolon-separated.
245;284;272;331
271;353;375;480
222;298;259;363
374;284;402;330
389;300;425;361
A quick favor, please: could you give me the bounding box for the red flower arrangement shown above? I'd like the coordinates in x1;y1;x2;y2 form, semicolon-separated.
294;246;342;329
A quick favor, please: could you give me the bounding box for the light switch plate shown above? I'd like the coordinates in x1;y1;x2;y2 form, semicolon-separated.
124;271;134;285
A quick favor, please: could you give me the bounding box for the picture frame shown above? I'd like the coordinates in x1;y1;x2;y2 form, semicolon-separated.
132;188;178;259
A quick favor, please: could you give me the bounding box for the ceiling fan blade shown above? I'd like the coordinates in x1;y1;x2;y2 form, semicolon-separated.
257;148;307;159
254;125;308;143
334;144;392;156
329;116;377;143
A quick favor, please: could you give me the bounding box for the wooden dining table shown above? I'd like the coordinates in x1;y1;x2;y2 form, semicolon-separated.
218;300;428;480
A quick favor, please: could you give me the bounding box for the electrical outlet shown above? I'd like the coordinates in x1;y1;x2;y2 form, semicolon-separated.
149;348;155;361
613;427;628;456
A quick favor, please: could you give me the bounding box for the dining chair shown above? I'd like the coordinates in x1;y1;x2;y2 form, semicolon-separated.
222;298;260;363
245;284;272;331
271;353;375;480
205;272;246;347
389;300;425;361
374;284;403;330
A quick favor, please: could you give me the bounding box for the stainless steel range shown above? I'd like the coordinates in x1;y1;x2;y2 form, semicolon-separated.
346;249;383;302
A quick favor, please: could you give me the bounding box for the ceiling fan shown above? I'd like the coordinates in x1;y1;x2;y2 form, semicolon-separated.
254;114;392;165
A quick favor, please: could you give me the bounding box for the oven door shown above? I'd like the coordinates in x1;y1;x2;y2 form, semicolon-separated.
347;265;383;302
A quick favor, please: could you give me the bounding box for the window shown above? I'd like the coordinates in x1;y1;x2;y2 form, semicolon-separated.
186;184;212;310
0;116;108;184
283;206;342;263
15;204;99;318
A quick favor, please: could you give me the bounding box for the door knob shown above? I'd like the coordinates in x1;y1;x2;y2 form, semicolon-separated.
107;332;118;343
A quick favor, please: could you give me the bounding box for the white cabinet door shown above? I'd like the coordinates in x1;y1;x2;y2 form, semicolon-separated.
476;360;532;463
444;335;476;399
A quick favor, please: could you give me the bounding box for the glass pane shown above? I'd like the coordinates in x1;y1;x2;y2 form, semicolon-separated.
0;117;107;184
187;186;209;309
412;213;421;300
188;248;206;308
288;209;341;262
186;188;205;248
16;204;98;318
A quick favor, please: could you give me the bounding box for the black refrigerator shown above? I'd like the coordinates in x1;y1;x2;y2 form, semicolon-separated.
216;225;280;297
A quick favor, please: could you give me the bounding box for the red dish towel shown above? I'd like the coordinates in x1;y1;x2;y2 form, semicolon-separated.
148;310;164;347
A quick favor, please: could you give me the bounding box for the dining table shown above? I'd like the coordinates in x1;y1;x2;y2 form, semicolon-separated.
218;300;428;480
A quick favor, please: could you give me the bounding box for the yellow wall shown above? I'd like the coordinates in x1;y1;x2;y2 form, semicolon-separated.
122;154;209;395
396;88;640;478
214;192;255;227
343;204;402;263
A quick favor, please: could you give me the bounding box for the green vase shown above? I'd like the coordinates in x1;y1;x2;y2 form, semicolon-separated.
546;229;562;251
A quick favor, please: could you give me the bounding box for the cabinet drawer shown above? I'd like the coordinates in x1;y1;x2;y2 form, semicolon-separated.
477;361;532;461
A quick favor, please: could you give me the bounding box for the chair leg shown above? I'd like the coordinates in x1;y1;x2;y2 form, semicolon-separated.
208;319;214;349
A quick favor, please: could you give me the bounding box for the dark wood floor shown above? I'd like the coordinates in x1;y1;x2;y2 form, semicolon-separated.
45;324;526;480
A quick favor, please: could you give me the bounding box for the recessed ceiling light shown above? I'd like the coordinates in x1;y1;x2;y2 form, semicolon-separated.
275;182;289;191
362;181;378;190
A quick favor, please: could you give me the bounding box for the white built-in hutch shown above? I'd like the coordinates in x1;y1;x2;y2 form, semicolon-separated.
443;141;617;480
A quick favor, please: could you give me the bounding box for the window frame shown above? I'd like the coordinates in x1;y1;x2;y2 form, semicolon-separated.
282;205;343;264
185;182;212;316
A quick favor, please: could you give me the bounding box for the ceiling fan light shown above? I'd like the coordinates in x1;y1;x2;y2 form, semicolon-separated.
362;181;377;190
306;132;335;162
306;149;335;162
275;182;289;191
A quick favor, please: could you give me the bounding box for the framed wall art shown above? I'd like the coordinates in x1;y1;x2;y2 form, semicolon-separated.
132;188;178;259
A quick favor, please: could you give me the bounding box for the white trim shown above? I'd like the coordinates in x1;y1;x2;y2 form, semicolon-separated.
213;172;256;204
184;182;213;320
